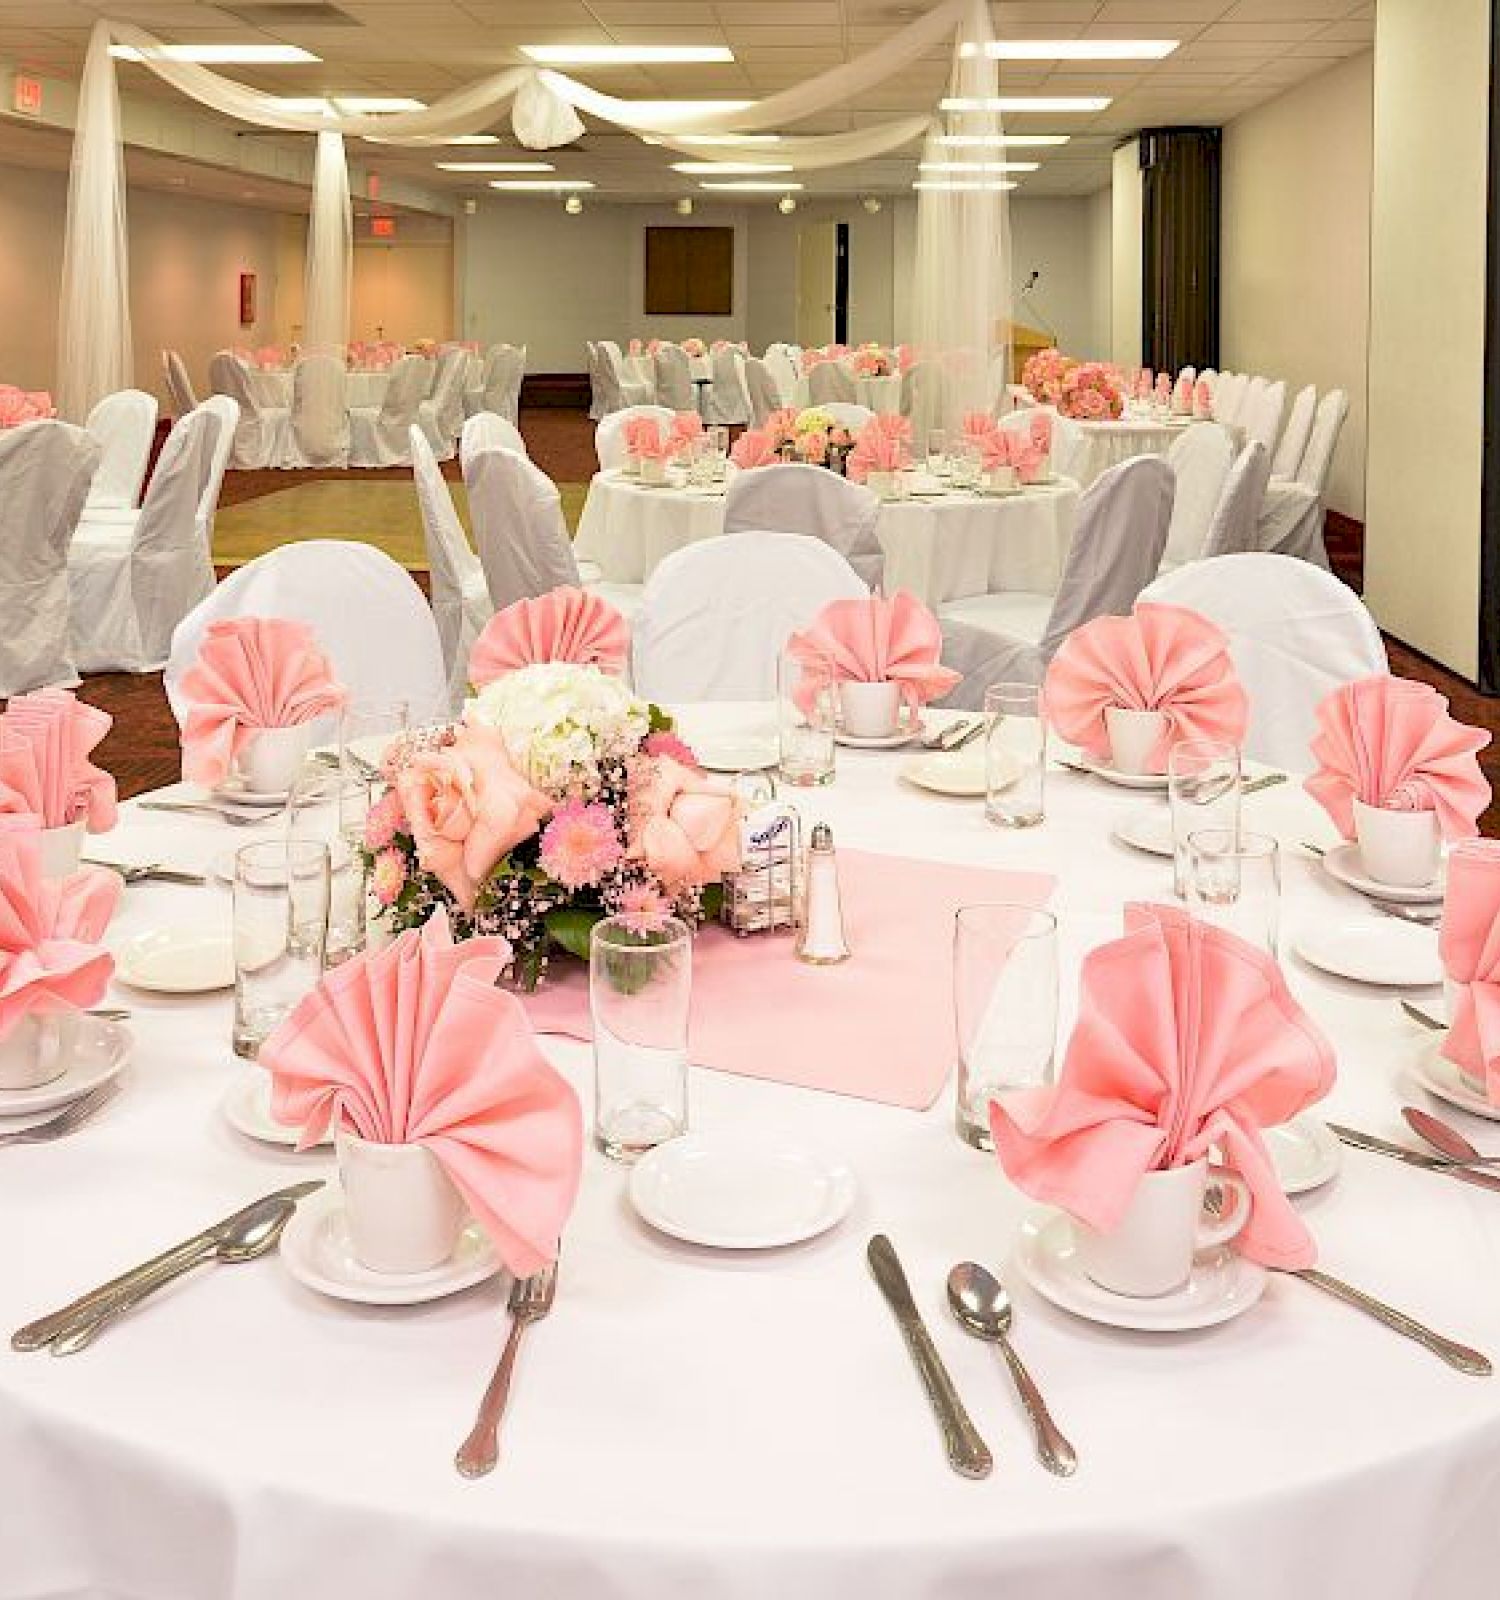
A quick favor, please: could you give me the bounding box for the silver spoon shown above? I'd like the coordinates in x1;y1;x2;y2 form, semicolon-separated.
1403;1106;1500;1169
946;1261;1077;1477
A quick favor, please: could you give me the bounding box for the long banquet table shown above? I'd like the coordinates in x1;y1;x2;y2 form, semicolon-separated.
4;711;1500;1599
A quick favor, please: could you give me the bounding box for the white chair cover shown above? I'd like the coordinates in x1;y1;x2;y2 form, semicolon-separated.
165;540;449;734
603;341;654;410
1203;442;1272;560
487;345;525;423
1005;383;1037;410
742;357;782;426
465;445;580;608
595;406;675;471
1296;388;1349;494
460;412;527;473
1241;379;1285;457
996;406;1084;480
632;532;868;703
722;463;884;587
808;363;857;406
162;350;197;418
763;347;798;407
1140;553;1386;770
208;353;286;471
1271;384;1317;480
1214;372;1248;426
1178;366;1198;387
286;354;349;469
653;345;695;411
349;356;428;469
818;402;876;433
193;396;238;543
410;425;491;712
1160;422;1234;569
706;348;751;426
0;421;99;694
84;389;157;511
1254;481;1330;568
585;342;608;421
420;349;469;459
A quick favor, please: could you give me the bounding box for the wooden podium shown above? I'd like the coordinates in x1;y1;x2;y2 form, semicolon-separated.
1004;319;1053;382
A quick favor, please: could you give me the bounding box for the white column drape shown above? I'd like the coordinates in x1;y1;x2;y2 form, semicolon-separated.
304;129;351;354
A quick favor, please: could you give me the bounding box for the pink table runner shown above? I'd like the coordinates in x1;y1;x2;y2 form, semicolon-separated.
523;849;1055;1110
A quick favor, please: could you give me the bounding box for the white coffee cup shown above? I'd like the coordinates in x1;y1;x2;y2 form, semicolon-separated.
336;1129;468;1274
1073;1158;1251;1298
839;680;902;740
0;1009;79;1092
1106;707;1170;776
235;724;314;795
1352;798;1441;888
986;464;1018;492
638;455;667;485
38;819;85;880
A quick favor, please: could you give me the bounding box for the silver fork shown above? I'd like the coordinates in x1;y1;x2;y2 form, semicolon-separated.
0;1084;117;1149
135;801;272;828
455;1263;558;1479
84;861;206;886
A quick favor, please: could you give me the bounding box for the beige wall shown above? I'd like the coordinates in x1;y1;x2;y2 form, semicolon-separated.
1110;140;1143;371
1364;0;1490;678
1221;51;1373;520
1008;196;1111;358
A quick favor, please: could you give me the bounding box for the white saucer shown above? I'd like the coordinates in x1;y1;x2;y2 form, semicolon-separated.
629;1133;856;1249
900;749;1002;798
693;739;779;774
1292;917;1443;988
1321;842;1446;905
834;715;924;751
1014;1207;1267;1332
222;1070;330;1148
209;785;290;809
0;1017;130;1117
279;1186;501;1305
1410;1033;1500;1122
114;926;235;993
1078;754;1169;791
1111;806;1174;857
1266;1115;1342;1194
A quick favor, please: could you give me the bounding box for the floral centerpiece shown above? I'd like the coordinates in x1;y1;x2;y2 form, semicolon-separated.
681;337;707;358
0;386;56;428
730;406;855;471
1021;346;1076;405
1056;361;1125;421
851;343;895;379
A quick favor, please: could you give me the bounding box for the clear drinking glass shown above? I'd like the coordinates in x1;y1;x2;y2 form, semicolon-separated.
1187;828;1281;955
953;904;1059;1150
926;428;948;478
339;700;409;782
286;768;373;966
232;840;331;1059
1168;739;1242;898
707;424;730;479
984;682;1046;828
950;439;982;491
591;913;692;1161
778;647;836;787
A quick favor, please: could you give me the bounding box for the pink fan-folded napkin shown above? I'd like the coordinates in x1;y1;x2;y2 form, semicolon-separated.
623;415;669;462
1440;841;1500;1101
990;903;1335;1268
1028;410;1053;454
730;429;777;469
178;617;347;790
845;417;912;482
788;591;961;712
670;411;704;448
1192;378;1214;419
1305;674;1491;841
469;588;630;683
262;914;582;1276
0;689;118;831
1043;602;1249;767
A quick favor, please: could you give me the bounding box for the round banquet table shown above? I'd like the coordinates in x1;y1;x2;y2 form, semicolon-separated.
5;718;1500;1600
252;369;392;410
572;470;1081;604
791;371;904;415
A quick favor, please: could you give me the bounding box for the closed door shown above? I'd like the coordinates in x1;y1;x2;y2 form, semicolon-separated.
796;221;838;347
350;243;454;341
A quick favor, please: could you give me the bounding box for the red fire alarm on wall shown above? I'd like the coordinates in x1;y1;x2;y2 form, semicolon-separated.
370;216;396;239
12;74;42;117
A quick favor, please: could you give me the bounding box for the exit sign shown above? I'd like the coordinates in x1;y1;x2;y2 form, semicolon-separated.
370;216;396;239
12;74;41;117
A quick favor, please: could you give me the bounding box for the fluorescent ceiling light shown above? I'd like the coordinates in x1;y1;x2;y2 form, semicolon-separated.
938;133;1070;148
110;43;320;63
912;180;1017;192
435;161;555;172
489;178;594;191
273;96;427;114
698;180;804;192
961;39;1177;60
367;133;500;146
671;161;794;175
522;44;734;65
919;160;1038;173
942;96;1110;113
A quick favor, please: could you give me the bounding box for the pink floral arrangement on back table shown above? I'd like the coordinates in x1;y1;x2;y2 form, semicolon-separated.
1021;346;1077;405
851;344;895;378
1057;361;1125;421
0;386;56;428
681;338;707;358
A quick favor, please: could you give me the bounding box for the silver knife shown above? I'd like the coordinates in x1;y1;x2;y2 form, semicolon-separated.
867;1234;992;1478
1328;1124;1500;1195
12;1181;324;1351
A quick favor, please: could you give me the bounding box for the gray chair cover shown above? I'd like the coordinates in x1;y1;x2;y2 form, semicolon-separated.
653;345;695;411
289;354;349;469
410;424;491;710
722;462;884;588
1271;384;1317;480
162;350;197;418
1203;442;1272;559
85;389;157;511
465;444;581;608
208;353;285;470
742;357;782;427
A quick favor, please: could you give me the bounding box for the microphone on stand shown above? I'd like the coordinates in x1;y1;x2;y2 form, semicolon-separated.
1020;268;1059;346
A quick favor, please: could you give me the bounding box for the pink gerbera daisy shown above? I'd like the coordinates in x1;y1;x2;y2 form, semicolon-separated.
371;847;406;907
363;788;406;851
539;800;622;889
643;730;700;769
616;881;670;936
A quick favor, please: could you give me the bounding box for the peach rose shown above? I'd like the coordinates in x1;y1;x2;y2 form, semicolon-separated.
630;758;741;887
394;724;550;911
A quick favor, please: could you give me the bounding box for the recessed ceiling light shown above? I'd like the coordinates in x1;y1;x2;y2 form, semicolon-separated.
960;39;1177;60
912;180;1018;191
489;178;594;191
435;161;556;172
698;180;804;192
941;96;1110;113
522;45;734;65
110;43;320;63
366;133;500;146
272;96;427;114
938;134;1070;148
919;160;1038;173
671;161;794;175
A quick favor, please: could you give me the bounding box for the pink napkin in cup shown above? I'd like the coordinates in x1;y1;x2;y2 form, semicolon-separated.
787;591;961;713
730;429;777;469
469;588;630;683
1438;840;1500;1100
1043;602;1249;767
261;913;582;1276
1028;410;1053;454
671;411;704;450
990;903;1335;1268
1192;379;1214;419
177;617;347;789
624;415;669;462
0;688;118;831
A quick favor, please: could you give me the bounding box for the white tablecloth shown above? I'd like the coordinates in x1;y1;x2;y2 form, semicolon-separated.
791;372;904;415
4;729;1499;1600
573;471;1080;604
254;369;392;410
1070;416;1250;489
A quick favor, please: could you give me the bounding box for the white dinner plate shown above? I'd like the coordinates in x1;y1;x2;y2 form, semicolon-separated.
279;1187;501;1305
114;925;235;993
1014;1207;1267;1333
629;1134;856;1250
222;1069;329;1148
1410;1033;1500;1123
1077;754;1170;791
1266;1116;1342;1194
901;749;1010;798
693;739;779;775
1292;917;1444;988
0;1017;130;1118
1111;806;1175;857
1320;842;1446;905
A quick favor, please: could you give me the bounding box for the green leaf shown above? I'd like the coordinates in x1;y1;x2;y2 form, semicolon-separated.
544;906;600;963
699;881;724;922
648;702;673;733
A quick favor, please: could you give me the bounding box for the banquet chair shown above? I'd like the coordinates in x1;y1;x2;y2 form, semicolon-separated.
706;347;751;426
194;395;238;543
1214;372;1248;426
1178;366;1198;387
723;463;883;587
285;354;349;469
632;532;868;703
420;349;469;458
808;362;857;407
410;425;491;711
84;389;157;511
1202;442;1272;560
996;406;1084;479
208;352;286;471
1240;379;1285;458
763;346;798;407
935;456;1175;708
595;406;675;471
1295;388;1350;495
166;540;449;735
162;350;198;419
491;344;526;423
742;357;782;427
0;420;99;694
1246;387;1350;570
584;343;605;421
1271;384;1318;481
69;406;220;673
819;402;876;434
1005;384;1038;410
460;412;527;473
603;341;655;410
653;345;696;411
1140;553;1386;770
349;355;429;469
1157;422;1234;571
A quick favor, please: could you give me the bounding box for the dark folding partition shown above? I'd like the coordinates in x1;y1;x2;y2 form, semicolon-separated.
1139;127;1221;375
1480;0;1500;692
